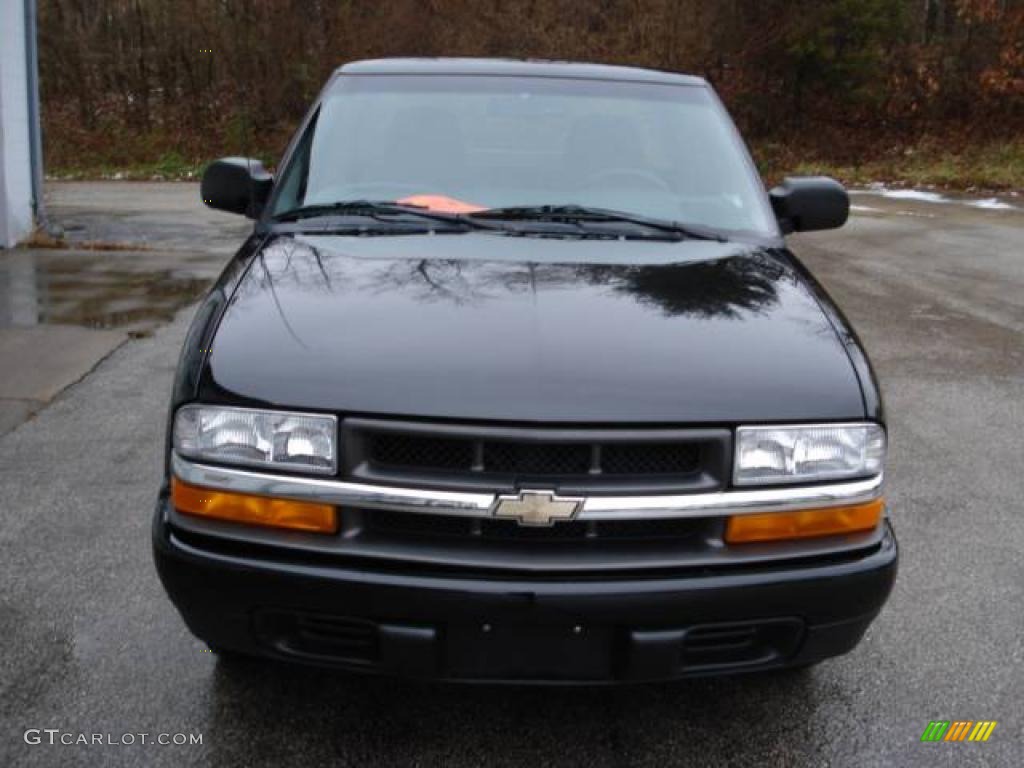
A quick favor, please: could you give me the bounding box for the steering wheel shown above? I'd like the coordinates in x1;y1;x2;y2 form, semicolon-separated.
580;169;674;195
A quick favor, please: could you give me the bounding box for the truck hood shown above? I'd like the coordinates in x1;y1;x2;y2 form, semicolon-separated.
203;232;865;423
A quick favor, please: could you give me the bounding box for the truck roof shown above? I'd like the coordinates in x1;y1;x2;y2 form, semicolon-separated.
335;58;707;86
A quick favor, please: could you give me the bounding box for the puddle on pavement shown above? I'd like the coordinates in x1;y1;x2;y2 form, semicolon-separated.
0;249;213;334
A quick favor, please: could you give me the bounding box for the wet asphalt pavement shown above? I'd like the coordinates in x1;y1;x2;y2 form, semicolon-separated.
1;183;1022;766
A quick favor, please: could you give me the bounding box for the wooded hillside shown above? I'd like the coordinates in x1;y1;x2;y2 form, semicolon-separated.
38;0;1024;187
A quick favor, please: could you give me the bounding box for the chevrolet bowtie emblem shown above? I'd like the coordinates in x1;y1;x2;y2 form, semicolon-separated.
490;490;584;527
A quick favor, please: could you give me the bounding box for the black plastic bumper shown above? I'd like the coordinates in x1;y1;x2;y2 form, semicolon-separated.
153;502;898;683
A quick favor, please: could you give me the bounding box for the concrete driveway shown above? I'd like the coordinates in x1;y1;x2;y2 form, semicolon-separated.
1;183;1021;766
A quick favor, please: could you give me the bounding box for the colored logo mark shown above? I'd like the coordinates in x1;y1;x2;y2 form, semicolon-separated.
921;721;997;742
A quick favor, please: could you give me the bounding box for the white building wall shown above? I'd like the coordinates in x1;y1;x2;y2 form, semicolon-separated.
0;0;34;247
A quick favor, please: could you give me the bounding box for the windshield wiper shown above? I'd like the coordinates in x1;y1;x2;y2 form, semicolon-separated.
272;200;491;229
468;205;727;241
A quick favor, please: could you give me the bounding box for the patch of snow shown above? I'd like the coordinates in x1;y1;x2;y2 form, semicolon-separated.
879;189;950;204
850;204;882;213
965;197;1017;211
850;185;1019;212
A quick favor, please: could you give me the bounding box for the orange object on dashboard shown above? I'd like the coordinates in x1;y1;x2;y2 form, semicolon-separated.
396;194;488;213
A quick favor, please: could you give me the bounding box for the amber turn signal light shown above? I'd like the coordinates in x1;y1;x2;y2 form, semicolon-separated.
171;477;338;534
725;498;884;544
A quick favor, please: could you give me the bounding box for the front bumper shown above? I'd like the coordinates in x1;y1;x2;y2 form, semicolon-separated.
153;498;898;683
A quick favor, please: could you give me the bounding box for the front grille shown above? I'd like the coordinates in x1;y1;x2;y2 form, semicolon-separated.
483;441;593;475
370;434;697;477
370;434;473;470
602;442;700;474
362;508;709;544
346;418;729;494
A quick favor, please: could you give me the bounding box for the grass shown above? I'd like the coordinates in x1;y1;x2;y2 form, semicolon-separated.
47;151;206;181
47;149;281;182
753;137;1024;192
45;137;1024;192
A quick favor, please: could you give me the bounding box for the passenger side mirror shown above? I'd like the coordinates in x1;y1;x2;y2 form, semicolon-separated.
201;157;273;219
770;176;849;233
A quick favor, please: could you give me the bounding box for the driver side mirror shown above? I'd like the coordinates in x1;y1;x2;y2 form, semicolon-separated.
201;157;273;219
770;176;849;234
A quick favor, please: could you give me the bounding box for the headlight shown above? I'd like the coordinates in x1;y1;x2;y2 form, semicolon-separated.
734;423;884;486
173;405;337;474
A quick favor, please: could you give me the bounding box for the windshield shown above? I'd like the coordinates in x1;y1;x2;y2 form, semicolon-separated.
271;74;776;237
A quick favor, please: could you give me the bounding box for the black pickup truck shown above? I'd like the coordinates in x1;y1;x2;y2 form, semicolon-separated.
154;58;896;683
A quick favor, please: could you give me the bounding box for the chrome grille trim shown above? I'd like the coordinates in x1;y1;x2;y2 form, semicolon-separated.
171;454;884;521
